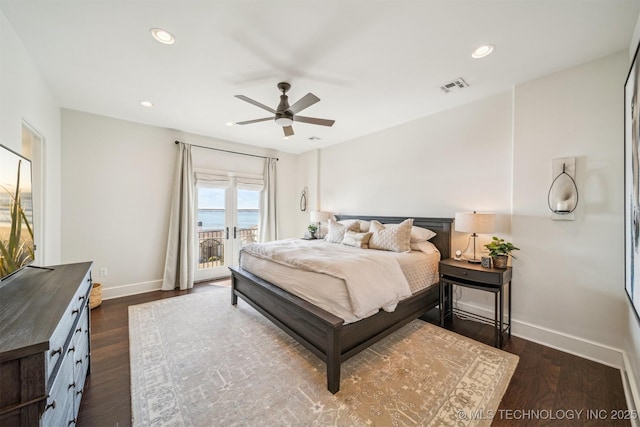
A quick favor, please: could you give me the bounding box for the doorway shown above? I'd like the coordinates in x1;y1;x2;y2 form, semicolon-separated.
194;177;260;281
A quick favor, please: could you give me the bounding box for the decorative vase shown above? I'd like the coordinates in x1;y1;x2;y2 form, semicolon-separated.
492;255;508;269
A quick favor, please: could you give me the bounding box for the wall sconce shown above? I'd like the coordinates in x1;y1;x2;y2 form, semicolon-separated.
454;211;496;263
548;157;578;221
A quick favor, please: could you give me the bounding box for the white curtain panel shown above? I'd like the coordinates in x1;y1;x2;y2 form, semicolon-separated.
259;158;277;242
162;143;195;290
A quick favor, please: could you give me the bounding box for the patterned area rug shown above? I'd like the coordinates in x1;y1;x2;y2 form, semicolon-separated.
129;288;518;426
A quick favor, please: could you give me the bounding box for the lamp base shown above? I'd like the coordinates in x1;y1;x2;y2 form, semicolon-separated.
461;233;483;264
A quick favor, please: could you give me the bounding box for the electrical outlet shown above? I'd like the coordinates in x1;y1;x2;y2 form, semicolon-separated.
99;268;108;277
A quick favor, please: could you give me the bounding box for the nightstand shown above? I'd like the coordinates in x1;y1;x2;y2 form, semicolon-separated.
439;258;513;348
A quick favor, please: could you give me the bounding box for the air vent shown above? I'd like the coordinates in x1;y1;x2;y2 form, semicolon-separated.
440;78;468;93
308;136;322;141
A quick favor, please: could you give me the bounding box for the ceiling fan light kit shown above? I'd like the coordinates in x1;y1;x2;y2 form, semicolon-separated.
235;82;335;138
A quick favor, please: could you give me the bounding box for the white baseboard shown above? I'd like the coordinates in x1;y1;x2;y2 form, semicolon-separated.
455;300;624;369
456;299;640;414
621;351;640;427
101;279;163;300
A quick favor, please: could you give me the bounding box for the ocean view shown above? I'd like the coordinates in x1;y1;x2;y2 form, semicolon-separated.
198;209;259;230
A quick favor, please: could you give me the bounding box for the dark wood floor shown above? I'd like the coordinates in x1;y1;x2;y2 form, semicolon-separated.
77;282;630;427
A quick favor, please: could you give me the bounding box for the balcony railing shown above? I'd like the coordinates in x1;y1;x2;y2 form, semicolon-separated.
198;226;259;269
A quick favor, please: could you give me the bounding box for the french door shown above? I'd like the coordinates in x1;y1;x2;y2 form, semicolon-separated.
194;177;260;281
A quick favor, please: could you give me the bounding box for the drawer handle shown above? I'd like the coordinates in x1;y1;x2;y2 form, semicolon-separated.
45;400;56;411
78;295;85;302
75;327;83;334
68;382;76;390
76;390;83;397
69;346;75;353
76;359;83;365
50;347;63;357
72;308;80;315
68;418;77;426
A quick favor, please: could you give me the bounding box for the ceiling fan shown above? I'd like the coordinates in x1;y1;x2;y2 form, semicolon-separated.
234;82;335;137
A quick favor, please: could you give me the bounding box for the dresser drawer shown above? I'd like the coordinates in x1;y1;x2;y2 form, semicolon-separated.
440;262;502;285
46;272;91;381
42;350;75;427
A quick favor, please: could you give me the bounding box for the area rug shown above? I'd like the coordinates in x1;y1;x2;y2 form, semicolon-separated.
129;288;518;426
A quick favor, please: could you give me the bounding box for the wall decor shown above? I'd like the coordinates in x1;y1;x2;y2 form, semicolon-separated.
625;40;640;321
548;157;577;221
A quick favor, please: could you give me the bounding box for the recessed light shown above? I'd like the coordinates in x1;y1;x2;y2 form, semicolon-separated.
472;44;494;59
283;136;290;140
225;122;234;127
150;28;175;45
140;100;154;108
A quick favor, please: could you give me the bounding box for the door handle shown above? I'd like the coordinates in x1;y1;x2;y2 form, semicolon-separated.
226;227;229;239
234;226;237;239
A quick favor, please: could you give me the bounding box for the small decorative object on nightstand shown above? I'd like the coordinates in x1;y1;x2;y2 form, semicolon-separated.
439;258;512;348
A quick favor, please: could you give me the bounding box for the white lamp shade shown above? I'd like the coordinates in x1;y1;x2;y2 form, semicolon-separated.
310;211;331;222
454;212;495;234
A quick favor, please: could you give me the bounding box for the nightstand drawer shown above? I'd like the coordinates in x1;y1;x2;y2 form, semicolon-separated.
440;262;502;285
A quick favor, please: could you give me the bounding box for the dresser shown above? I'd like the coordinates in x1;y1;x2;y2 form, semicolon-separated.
0;262;93;426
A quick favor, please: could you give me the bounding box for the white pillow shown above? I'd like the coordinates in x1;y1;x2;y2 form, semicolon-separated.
376;223;435;243
410;240;439;255
368;218;413;252
342;230;373;248
325;219;360;243
410;226;436;242
338;219;371;232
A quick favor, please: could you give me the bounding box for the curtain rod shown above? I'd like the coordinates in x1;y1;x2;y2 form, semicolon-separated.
174;140;279;161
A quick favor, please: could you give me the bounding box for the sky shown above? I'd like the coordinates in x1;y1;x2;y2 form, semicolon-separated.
198;187;259;210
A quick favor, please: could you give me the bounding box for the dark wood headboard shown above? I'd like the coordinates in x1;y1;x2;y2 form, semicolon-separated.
334;215;453;259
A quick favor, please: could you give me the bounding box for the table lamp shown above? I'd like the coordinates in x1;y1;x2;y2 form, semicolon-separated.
454;211;496;263
310;211;331;239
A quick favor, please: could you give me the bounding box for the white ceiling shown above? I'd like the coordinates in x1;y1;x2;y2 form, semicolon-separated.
1;1;638;154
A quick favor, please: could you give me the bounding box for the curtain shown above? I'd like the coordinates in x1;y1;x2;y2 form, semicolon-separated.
162;143;195;290
259;158;277;242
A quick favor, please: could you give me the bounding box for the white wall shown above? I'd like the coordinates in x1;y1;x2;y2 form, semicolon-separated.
513;52;628;360
61;110;298;298
319;91;514;254
0;11;62;266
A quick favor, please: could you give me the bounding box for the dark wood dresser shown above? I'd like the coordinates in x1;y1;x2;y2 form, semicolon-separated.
0;262;93;426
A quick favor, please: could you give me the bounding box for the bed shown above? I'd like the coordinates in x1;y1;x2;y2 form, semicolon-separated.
229;215;453;393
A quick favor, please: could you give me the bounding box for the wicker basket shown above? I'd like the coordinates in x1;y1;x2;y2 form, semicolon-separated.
89;282;103;309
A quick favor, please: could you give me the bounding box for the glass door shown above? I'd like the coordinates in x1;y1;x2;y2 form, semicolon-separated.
234;188;260;262
195;178;261;281
194;185;231;280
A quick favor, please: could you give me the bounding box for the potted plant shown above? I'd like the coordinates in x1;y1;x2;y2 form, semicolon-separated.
484;237;519;268
307;224;318;239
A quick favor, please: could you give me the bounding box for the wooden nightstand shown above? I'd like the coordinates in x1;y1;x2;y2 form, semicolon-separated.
439;258;513;348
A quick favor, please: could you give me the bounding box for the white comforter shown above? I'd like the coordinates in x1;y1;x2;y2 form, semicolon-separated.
241;239;412;318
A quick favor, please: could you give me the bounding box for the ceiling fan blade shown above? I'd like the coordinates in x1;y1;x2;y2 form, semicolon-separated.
283;125;294;137
236;117;273;125
294;115;335;127
235;95;276;114
288;93;320;114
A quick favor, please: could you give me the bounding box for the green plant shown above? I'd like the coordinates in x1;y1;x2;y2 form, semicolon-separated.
0;159;34;277
484;236;520;259
307;224;318;233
